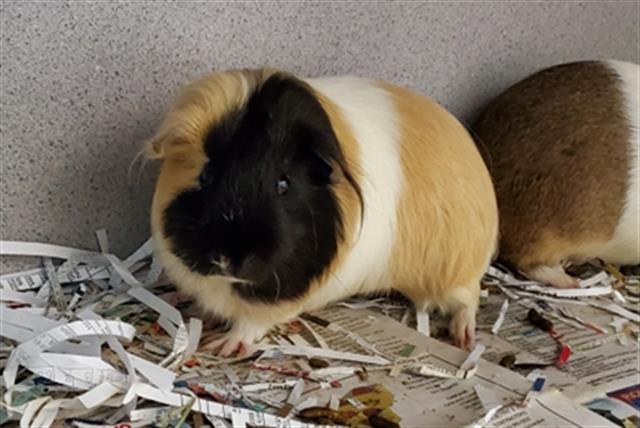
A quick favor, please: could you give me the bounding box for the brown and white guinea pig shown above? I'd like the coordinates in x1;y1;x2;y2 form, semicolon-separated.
474;60;639;288
146;68;498;354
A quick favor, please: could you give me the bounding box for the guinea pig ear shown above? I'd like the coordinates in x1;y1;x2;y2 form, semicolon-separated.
306;150;344;186
142;129;191;160
143;133;169;160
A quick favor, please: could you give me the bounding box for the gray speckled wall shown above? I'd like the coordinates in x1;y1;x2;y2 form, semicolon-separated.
1;1;638;271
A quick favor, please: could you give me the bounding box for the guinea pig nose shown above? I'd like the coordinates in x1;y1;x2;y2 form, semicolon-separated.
235;255;263;282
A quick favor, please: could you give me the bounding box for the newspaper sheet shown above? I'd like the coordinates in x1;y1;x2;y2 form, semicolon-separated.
289;305;616;427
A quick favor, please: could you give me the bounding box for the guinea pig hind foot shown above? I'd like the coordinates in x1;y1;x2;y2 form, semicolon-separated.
524;264;580;289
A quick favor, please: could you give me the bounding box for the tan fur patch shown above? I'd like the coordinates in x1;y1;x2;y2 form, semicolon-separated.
473;61;630;271
380;82;498;312
145;68;273;160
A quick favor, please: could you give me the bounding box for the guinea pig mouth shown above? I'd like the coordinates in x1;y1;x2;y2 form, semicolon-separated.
205;256;257;285
209;271;254;286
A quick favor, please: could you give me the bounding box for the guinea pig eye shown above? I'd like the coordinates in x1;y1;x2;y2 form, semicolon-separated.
277;175;290;195
198;163;213;187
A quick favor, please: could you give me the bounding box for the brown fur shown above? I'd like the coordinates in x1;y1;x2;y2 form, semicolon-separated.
381;82;499;312
473;61;630;272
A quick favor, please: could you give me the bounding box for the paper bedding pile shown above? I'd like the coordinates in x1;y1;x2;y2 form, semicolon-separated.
0;232;638;428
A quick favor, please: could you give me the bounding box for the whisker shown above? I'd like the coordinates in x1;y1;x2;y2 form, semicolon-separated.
307;206;319;253
272;270;281;301
127;147;149;185
329;270;350;295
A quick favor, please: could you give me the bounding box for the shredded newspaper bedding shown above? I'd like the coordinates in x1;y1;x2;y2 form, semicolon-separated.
0;232;638;427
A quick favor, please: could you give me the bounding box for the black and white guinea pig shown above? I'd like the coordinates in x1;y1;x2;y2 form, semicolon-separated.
474;60;639;288
146;68;498;354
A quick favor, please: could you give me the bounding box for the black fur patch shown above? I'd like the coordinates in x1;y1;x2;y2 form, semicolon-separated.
163;73;355;303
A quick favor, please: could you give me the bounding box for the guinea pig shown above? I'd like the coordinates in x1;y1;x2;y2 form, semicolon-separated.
146;68;498;354
473;60;639;288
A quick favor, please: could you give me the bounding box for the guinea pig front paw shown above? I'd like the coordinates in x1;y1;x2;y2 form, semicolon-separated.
201;323;270;357
201;336;250;357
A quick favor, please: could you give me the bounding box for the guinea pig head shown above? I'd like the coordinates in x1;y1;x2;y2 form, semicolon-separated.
148;69;361;303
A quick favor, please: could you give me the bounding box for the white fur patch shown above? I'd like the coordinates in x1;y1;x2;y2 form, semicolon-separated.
304;77;403;309
599;61;640;264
